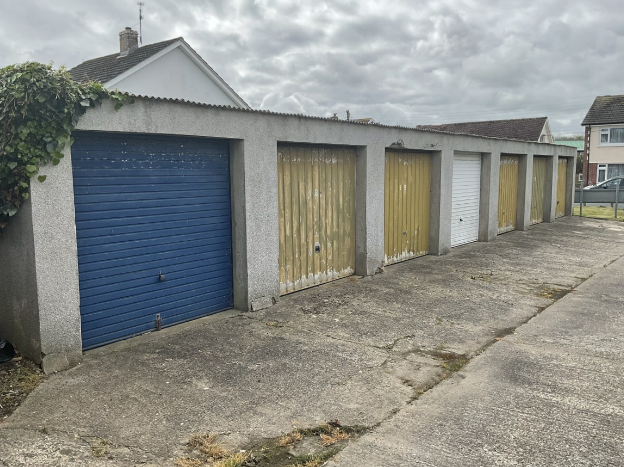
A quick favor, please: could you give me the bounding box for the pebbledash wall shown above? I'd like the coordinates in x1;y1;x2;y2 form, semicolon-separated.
0;97;576;372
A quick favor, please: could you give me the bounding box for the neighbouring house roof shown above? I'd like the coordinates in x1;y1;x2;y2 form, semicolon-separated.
582;95;624;126
69;37;181;84
416;117;548;142
68;37;249;109
554;140;584;151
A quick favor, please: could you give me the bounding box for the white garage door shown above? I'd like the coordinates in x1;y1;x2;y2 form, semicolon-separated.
451;154;481;247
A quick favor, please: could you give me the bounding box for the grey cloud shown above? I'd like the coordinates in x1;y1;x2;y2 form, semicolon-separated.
1;0;622;134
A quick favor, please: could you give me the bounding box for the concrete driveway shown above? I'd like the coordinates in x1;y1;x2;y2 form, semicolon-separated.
1;217;623;466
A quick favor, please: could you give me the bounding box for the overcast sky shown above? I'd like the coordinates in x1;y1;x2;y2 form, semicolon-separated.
1;0;621;135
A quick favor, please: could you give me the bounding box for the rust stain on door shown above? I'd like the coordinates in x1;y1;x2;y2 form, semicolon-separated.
278;146;356;295
498;155;519;234
384;151;431;264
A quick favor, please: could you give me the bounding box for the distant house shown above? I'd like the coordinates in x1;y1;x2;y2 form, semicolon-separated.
417;117;554;143
581;95;624;186
69;27;249;109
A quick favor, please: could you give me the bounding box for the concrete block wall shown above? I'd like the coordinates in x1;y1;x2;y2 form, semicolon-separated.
0;98;576;371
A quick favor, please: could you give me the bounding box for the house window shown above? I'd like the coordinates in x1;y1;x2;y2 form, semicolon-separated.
607;164;624;179
598;164;607;183
599;127;624;144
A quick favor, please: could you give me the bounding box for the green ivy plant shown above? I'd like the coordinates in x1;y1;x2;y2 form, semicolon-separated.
0;62;132;230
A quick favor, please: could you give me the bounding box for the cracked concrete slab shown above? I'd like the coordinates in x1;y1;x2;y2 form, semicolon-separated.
1;218;624;466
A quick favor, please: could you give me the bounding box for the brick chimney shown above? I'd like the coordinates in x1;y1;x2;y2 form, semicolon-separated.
119;27;139;57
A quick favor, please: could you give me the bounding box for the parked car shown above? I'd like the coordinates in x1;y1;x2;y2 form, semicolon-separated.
584;176;624;190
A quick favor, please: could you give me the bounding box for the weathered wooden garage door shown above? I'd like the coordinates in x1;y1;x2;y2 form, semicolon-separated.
451;153;481;247
72;132;233;350
278;145;356;295
498;155;520;234
530;156;548;225
384;151;431;264
556;158;568;218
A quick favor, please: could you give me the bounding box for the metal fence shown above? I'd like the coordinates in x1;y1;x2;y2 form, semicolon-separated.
575;187;623;217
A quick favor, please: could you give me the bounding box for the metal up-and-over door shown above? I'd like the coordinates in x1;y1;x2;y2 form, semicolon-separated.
498;155;520;234
72;132;233;350
530;156;548;225
278;145;356;295
556;158;568;218
384;151;431;264
451;153;481;247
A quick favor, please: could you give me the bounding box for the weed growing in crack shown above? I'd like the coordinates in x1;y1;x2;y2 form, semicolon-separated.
175;433;250;467
90;438;110;458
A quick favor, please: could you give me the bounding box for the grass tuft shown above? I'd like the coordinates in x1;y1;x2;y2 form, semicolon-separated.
187;433;228;460
278;430;304;447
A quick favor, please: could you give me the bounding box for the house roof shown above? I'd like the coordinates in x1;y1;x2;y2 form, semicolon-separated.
554;140;584;151
416;117;548;142
68;37;249;108
581;95;624;126
69;37;181;84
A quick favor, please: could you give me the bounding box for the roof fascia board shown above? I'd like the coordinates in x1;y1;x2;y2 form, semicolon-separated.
104;40;183;89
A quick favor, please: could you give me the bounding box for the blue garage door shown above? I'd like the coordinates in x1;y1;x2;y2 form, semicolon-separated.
72;132;233;350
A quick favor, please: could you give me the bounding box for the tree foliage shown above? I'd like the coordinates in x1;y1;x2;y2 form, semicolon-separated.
0;62;131;230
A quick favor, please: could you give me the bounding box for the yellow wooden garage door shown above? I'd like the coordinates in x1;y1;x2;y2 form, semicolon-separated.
384;151;431;265
498;155;520;234
278;145;356;295
556;158;568;218
530;156;548;225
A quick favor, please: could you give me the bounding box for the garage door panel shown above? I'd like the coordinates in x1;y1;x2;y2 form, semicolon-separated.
76;214;229;238
78;228;231;256
80;284;233;327
498;155;520;234
74;187;229;205
77;245;230;279
74;193;230;213
79;254;229;292
278;146;355;295
80;273;233;313
384;151;431;264
78;224;230;250
76;204;230;225
72;132;233;350
74;182;230;196
72;153;229;168
79;263;227;300
530;156;548;225
81;291;233;349
73;175;227;187
452;154;481;247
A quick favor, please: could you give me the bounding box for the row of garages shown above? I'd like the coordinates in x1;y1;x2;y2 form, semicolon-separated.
0;97;576;371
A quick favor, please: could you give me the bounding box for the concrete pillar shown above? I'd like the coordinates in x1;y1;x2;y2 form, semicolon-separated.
479;151;500;241
234;137;280;311
544;155;558;223
565;155;575;216
516;154;532;231
429;148;453;255
27;146;83;373
355;144;385;274
230;139;248;311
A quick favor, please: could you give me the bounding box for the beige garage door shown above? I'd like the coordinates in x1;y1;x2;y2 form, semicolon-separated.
384;151;431;265
498;155;520;234
556;158;568;218
530;156;548;225
278;145;356;295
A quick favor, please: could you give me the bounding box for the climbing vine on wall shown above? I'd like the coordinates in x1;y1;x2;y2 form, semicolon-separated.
0;62;132;230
